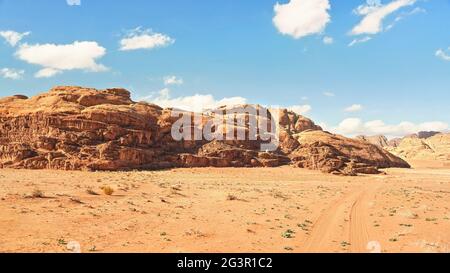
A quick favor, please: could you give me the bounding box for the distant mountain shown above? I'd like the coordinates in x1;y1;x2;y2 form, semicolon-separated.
358;131;450;164
387;133;450;162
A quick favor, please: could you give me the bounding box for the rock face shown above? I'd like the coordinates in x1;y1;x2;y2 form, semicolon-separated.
0;86;410;175
387;133;450;162
292;131;410;175
356;135;390;148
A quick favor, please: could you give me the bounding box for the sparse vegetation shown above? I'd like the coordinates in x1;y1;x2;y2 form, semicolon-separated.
297;219;313;231
282;229;295;239
86;188;99;195
57;238;67;246
227;194;238;201
31;189;45;199
70;197;84;204
101;186;114;196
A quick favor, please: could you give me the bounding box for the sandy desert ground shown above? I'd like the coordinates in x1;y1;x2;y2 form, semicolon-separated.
0;164;449;253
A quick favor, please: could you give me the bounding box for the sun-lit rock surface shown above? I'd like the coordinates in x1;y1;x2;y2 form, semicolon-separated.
0;86;409;174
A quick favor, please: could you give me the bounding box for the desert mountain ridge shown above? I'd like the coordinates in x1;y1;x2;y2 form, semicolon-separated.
0;86;410;175
357;132;450;164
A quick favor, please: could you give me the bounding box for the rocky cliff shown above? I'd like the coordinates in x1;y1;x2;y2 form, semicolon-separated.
386;133;450;162
356;135;390;148
0;86;410;175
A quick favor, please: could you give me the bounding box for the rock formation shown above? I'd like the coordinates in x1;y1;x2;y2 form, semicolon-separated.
356;135;390;148
0;86;410;175
386;133;450;162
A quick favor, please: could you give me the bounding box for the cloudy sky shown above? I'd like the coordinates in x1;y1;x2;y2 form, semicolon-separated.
0;0;449;137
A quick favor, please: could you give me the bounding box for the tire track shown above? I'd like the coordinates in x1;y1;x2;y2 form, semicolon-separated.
301;183;379;253
301;189;364;252
349;184;379;253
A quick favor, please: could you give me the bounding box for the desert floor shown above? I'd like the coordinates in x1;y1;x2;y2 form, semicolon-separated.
0;164;449;253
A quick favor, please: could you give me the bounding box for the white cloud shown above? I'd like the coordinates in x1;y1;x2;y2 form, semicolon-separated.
333;118;448;137
0;68;24;80
385;7;426;31
0;30;30;47
436;48;450;62
345;104;363;112
120;27;174;51
288;105;312;115
15;41;107;78
353;0;382;15
323;91;335;97
348;36;372;47
144;88;247;113
66;0;81;5
323;36;334;45
350;0;416;35
35;68;63;78
164;75;183;86
273;0;331;39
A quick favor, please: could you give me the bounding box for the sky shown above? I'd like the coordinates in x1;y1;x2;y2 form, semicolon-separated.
0;0;449;138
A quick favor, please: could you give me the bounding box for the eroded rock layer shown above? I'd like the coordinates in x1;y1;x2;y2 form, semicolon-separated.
0;86;410;175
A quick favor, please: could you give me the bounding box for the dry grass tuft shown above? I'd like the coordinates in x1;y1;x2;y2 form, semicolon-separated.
86;188;99;196
101;186;114;196
31;189;45;199
227;194;238;201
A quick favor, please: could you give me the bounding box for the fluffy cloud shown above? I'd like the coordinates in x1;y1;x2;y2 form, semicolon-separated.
0;30;30;47
288;105;312;115
322;36;334;45
0;68;24;80
144;88;247;113
164;75;183;86
348;36;372;47
351;0;416;35
333;118;448;137
436;48;450;62
344;104;363;112
120;27;174;51
35;68;62;78
15;41;107;78
66;0;81;5
145;89;312;115
273;0;331;39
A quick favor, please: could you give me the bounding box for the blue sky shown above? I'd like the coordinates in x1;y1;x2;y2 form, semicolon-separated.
0;0;449;137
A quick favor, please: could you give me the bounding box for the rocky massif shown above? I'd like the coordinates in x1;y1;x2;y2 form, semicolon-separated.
0;86;410;175
357;132;450;165
387;133;450;162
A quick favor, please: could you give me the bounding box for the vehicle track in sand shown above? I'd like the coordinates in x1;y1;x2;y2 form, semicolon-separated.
301;183;380;253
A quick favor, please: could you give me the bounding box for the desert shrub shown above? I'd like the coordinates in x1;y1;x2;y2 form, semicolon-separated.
86;188;99;195
227;194;238;201
101;186;114;196
31;189;45;198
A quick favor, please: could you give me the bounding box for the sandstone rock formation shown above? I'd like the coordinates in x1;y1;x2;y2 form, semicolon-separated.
0;86;410;175
293;131;410;175
387;133;450;162
388;138;402;148
356;135;390;148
